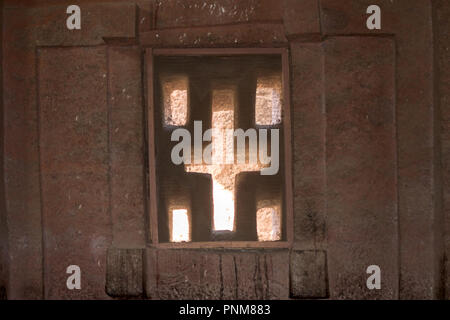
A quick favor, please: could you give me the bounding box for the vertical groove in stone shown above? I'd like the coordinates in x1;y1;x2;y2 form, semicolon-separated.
106;248;143;298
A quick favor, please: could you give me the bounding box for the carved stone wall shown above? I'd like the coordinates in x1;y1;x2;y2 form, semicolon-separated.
0;0;448;300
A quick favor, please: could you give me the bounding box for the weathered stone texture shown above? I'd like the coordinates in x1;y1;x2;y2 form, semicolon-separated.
436;0;450;299
291;42;326;250
146;249;289;299
3;7;44;300
35;3;136;46
290;250;327;298
140;23;287;47
155;0;282;29
108;46;146;248
320;0;442;300
0;0;7;300
106;248;143;297
325;37;398;299
320;0;396;35
283;0;321;36
392;1;440;300
1;1;144;299
0;0;446;300
38;47;111;299
137;1;153;33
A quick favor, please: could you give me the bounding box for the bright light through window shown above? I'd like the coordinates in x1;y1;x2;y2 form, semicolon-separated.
162;75;188;126
257;207;281;241
255;75;282;125
171;209;190;242
185;88;261;232
212;180;234;231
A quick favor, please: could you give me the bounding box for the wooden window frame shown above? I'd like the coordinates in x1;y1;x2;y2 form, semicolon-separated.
145;48;293;249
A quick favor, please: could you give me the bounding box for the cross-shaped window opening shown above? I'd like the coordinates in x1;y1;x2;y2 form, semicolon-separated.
149;49;292;247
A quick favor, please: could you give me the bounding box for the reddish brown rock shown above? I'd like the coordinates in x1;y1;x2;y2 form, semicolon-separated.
155;0;282;29
38;46;111;299
1;2;141;299
3;7;43;300
140;23;288;47
283;0;321;36
108;46;146;248
34;2;137;46
106;248;143;297
320;0;396;35
392;1;440;300
290;250;327;298
321;0;442;300
3;2;137;47
145;249;289;299
0;0;7;300
290;42;326;250
436;0;450;299
137;0;153;34
0;0;446;301
324;36;398;299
